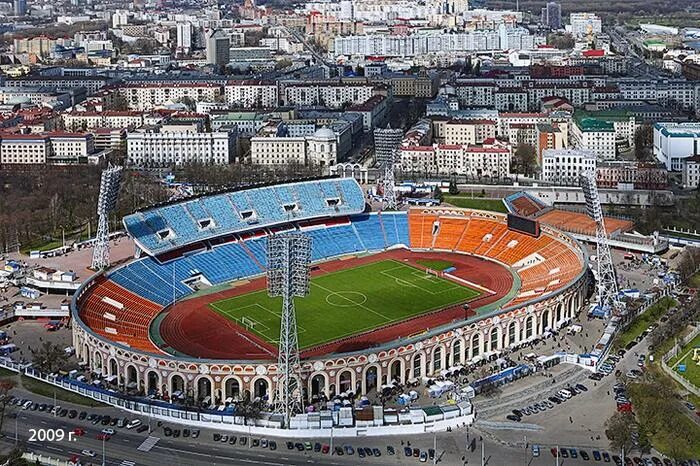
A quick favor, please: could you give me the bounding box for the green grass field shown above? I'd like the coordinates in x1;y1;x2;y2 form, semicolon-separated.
210;259;480;348
443;196;508;213
668;332;700;390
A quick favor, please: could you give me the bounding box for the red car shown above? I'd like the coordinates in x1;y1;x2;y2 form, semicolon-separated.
69;455;80;465
96;433;111;441
321;444;330;454
551;448;560;458
73;428;86;436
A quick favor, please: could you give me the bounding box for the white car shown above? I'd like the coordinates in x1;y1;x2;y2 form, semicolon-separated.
126;419;142;429
81;449;96;457
101;428;115;436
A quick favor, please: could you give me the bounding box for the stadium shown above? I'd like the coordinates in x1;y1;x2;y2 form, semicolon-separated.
71;177;588;408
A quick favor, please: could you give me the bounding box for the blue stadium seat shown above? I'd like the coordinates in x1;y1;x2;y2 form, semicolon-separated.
351;214;386;251
123;178;367;255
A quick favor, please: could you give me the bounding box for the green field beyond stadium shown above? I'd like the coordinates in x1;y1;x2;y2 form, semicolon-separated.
210;259;480;349
669;332;700;390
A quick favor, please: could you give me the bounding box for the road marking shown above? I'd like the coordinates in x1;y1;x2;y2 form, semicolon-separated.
119;461;136;466
46;445;63;452
136;435;160;452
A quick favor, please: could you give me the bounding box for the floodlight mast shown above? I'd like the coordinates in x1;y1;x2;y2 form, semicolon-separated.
267;233;312;427
92;165;123;271
579;171;622;318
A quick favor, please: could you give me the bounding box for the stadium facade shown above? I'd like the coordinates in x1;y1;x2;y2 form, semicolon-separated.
71;177;588;407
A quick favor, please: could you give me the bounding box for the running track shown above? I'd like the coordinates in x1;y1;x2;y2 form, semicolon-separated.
158;249;514;360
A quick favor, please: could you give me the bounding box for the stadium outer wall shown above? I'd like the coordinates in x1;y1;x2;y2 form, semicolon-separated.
71;254;588;406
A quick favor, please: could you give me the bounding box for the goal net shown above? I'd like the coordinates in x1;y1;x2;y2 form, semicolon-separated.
241;316;257;330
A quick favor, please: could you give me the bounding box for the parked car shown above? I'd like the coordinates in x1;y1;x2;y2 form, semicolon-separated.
419;451;428;462
126;419;142;429
81;450;96;457
136;425;149;433
269;441;276;451
532;445;540;457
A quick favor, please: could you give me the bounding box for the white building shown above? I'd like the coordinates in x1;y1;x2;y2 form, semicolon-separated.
568;13;602;38
127;127;236;166
571;117;616;160
117;83;222;111
541;148;597;184
176;22;193;52
250;127;338;167
224;80;278;108
0;134;51;165
400;143;511;178
682;156;700;189
283;83;377;109
654;122;700;171
333;27;540;58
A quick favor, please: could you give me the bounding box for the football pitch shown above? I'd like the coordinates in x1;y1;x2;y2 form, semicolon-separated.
209;259;481;349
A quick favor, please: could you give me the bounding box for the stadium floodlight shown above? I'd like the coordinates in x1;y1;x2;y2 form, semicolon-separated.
92;165;123;271
267;233;312;427
579;171;622;318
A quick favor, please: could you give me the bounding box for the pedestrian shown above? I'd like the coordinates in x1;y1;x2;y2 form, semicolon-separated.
569;416;573;423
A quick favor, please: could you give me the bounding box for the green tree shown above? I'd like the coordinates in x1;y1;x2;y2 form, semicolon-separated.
433;187;444;203
448;176;459;195
634;123;653;162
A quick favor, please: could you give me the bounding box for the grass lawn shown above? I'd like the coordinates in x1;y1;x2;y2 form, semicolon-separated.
0;367;18;377
443;196;508;213
21;376;106;407
20;239;63;255
689;271;700;289
210;259;480;348
416;259;455;271
614;297;677;349
667;332;700;390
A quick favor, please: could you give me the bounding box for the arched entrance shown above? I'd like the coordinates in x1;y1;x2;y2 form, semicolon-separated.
146;370;159;395
432;346;443;373
108;358;118;378
412;353;423;379
451;340;462;366
338;370;353;393
225;378;241;400
364;366;379;393
170;374;185;395
253;378;268;400
389;360;402;382
196;377;212;403
126;365;138;390
310;373;327;400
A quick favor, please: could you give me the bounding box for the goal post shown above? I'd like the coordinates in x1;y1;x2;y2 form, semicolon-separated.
241;316;257;330
425;268;441;279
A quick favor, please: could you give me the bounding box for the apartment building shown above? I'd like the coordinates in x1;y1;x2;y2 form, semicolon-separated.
127;126;236;166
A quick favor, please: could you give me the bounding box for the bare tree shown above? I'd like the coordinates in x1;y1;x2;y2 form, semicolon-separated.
0;378;17;437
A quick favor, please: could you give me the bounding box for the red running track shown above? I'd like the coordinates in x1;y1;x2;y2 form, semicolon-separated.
158;249;514;360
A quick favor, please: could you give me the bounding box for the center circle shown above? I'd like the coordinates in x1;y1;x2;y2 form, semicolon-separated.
325;291;368;307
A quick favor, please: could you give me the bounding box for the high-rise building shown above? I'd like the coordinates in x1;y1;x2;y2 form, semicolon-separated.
176;22;192;52
540;2;561;30
206;29;230;66
568;13;602;38
373;127;404;165
13;0;27;16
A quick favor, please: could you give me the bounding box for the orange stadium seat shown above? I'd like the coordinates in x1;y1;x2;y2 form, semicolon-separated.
433;217;468;250
78;278;164;353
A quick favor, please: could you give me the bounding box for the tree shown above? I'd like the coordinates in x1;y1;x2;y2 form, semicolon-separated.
547;33;575;50
0;378;17;437
448;175;459;195
604;411;636;451
30;341;68;374
634;124;653;162
514;143;537;177
433;187;444;203
235;394;264;426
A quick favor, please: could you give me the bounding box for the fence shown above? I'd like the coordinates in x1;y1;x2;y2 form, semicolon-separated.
0;360;475;438
661;325;700;397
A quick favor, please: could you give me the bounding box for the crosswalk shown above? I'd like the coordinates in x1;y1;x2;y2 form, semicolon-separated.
136;435;160;452
119;461;136;466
